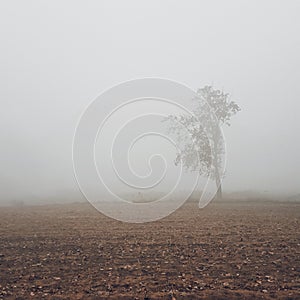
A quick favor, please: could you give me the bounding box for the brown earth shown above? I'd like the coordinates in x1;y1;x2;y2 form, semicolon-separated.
0;200;299;299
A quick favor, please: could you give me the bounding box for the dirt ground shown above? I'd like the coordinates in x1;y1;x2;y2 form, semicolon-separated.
0;200;299;299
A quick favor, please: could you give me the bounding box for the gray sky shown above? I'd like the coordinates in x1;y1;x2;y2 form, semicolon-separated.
0;0;299;204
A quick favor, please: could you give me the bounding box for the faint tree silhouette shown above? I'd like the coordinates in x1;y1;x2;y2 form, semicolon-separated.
164;86;240;199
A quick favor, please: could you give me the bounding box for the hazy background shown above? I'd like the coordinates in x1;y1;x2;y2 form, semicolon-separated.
0;0;299;205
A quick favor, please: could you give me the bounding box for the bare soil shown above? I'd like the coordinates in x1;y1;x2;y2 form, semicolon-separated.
0;200;299;299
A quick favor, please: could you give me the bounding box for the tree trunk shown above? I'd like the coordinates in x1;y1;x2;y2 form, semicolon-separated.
215;169;222;200
212;124;222;200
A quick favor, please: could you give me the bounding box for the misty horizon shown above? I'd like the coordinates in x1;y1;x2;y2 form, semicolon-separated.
1;1;299;206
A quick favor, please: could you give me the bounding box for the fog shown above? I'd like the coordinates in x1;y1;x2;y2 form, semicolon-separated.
0;1;299;205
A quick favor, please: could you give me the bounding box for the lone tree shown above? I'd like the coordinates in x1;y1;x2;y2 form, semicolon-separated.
165;86;240;199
